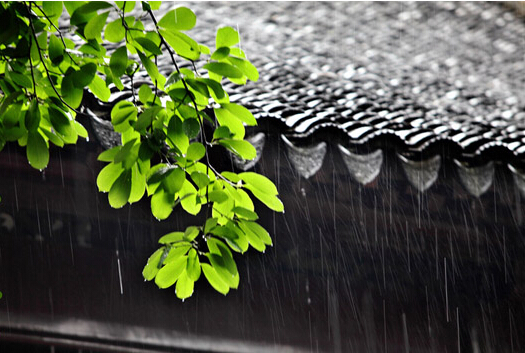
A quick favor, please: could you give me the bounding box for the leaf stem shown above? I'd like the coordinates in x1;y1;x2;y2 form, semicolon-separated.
146;9;213;206
31;2;78;65
25;2;80;114
28;36;37;100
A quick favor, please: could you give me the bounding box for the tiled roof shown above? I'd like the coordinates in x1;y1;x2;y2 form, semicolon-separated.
84;2;525;176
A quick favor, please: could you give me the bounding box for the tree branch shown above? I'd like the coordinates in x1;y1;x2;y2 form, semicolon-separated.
146;9;213;210
25;2;80;114
31;2;78;65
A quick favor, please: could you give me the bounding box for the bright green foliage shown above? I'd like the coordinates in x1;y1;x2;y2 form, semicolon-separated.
0;1;284;300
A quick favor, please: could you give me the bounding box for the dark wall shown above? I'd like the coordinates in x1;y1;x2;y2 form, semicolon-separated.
1;127;524;352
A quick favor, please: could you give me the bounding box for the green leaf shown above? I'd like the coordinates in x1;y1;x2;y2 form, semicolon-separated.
142;247;163;280
238;220;265;252
26;131;49;170
167;115;189;154
84;11;109;40
219;139;256;160
61;75;83;109
9;71;32;89
232;207;258;221
175;271;194;299
72;1;112;20
43;1;63;20
111;101;137;129
162;168;185;194
222;103;257;126
203;62;242;79
180;179;201;215
97;162;124;192
207;238;237;274
199;44;210;55
4;127;26;142
165;72;182;88
186;142;205;161
214;108;244;139
108;170;132;208
25;100;41;132
244;185;284;212
48;107;77;143
105;18;125;43
72;63;97;88
227;185;254;211
207;253;238;289
137;51;161;83
225;232;249;254
186;248;201;281
198;78;225;100
138;84;153;104
141;1;151;11
98;146;121;162
149;1;161;10
158;7;196;31
164;244;191;264
151;188;175;220
158;231;184;244
135;37;162;56
134;106;161;131
191;171;209;189
186;78;210;98
182;118;200;139
73;121;88;139
184;226;200;241
155;255;187;289
239;172;278;195
204;218;218;233
211;47;230;61
208;190;228;203
202;263;229;295
213;126;231;140
216;26;239;48
241;220;272;246
129;163;146;203
113;139;137;164
48;34;64;65
115;1;135;13
110;47;128;78
160;29;200;61
88;75;111;102
227;56;259;82
147;165;175;185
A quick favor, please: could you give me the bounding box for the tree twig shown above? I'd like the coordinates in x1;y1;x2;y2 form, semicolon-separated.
31;2;78;65
25;2;80;114
146;9;213;212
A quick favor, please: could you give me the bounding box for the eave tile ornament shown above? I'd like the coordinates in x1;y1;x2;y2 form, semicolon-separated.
338;145;383;185
399;154;441;192
455;160;494;197
281;135;326;179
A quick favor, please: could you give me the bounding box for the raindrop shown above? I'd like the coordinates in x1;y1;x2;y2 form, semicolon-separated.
445;257;449;322
13;180;19;211
402;312;409;353
117;250;123;295
457;307;461;353
59;151;65;187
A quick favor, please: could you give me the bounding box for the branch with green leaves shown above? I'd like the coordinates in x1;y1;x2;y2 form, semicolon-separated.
0;1;283;300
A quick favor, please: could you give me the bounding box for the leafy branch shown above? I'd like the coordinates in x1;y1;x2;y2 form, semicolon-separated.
0;0;283;301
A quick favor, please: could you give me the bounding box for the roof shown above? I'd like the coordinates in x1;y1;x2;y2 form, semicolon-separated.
82;1;525;194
